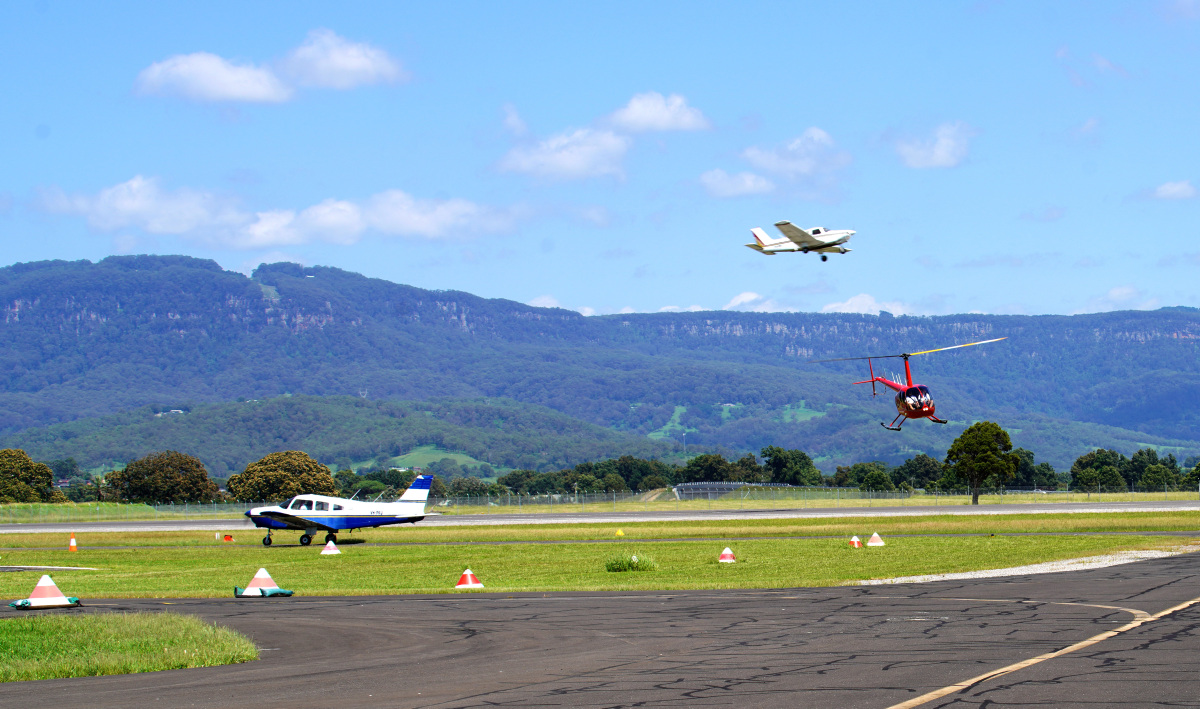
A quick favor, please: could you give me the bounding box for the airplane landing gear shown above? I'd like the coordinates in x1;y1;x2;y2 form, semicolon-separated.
262;531;273;547
299;534;313;546
324;533;337;544
820;254;828;262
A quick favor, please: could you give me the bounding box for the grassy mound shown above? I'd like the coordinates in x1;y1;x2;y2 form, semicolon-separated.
0;612;257;682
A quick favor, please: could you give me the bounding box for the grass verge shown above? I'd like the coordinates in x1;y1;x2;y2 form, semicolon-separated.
0;532;1193;597
5;511;1200;550
0;612;258;682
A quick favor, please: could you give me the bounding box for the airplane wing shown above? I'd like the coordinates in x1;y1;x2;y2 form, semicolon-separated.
257;510;338;532
816;246;851;254
774;221;820;247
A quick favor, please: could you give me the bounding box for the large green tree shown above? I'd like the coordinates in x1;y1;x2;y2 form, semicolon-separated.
1069;449;1131;489
891;454;944;489
761;446;822;486
226;451;336;502
104;450;219;503
0;448;65;503
943;421;1019;504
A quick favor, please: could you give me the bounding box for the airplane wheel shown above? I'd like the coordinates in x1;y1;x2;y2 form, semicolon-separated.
821;254;828;262
262;536;272;547
299;535;312;546
325;533;337;544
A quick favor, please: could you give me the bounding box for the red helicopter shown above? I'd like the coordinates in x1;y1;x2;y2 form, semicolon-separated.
810;337;1006;430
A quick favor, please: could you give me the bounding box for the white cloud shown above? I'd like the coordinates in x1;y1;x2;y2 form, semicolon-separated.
498;128;631;179
40;175;245;234
41;176;512;248
820;293;913;316
742;128;849;177
502;103;527;136
895;122;974;168
135;53;292;103
281;29;405;89
608;92;710;132
1074;286;1159;314
699;169;774;198
722;291;794;312
1153;180;1197;199
365;190;511;238
528;295;561;309
576;306;597;316
659;305;705;312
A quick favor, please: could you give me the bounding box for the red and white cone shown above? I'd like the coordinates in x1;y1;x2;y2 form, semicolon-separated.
455;569;484;589
9;574;80;609
849;536;863;548
68;534;78;552
867;532;885;547
320;540;340;555
719;547;736;563
236;568;293;597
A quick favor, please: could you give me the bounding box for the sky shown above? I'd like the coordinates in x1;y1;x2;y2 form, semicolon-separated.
2;1;1199;317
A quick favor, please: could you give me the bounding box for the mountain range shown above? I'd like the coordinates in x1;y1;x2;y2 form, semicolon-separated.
2;254;1197;473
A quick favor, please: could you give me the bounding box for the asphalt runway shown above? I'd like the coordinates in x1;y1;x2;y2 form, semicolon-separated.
4;552;1200;708
4;498;1200;534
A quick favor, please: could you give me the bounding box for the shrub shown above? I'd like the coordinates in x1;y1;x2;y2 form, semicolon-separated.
605;552;658;572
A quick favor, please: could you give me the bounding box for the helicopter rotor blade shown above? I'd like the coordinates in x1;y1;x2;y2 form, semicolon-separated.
905;337;1007;357
807;354;905;363
808;337;1006;364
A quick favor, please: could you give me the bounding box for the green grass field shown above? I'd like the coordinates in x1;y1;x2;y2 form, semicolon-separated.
0;612;257;682
2;512;1198;598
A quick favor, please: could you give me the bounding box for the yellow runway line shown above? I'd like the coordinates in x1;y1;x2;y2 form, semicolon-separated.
887;594;1200;709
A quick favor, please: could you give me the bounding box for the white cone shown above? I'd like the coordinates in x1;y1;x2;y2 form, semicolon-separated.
9;574;80;609
719;547;736;563
320;540;340;555
867;532;885;547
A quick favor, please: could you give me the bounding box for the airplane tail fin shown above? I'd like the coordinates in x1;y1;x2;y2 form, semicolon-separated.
750;227;787;246
397;475;433;503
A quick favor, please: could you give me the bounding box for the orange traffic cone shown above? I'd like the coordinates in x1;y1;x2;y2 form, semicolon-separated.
455;569;484;589
719;547;736;563
849;536;863;548
68;534;78;552
8;574;81;609
867;532;885;547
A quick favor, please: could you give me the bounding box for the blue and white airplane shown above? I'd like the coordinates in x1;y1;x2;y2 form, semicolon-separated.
245;475;433;547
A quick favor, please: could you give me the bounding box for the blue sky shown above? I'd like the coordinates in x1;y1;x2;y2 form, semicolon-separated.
3;1;1199;316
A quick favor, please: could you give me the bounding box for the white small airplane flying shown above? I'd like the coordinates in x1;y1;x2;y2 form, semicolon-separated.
245;475;432;547
746;221;854;261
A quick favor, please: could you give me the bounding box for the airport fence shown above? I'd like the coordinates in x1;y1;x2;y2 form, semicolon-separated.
2;484;1199;524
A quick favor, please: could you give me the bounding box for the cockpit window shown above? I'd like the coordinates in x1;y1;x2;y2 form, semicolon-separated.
281;497;295;509
812;228;821;234
290;499;312;510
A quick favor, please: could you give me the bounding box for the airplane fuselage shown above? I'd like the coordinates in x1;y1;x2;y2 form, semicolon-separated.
245;475;432;546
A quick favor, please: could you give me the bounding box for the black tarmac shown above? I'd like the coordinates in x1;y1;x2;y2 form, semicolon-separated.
4;552;1200;708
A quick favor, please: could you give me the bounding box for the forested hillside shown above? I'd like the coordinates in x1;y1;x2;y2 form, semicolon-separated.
2;255;1197;471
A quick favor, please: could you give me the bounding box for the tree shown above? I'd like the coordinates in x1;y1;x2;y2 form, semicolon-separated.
449;477;489;496
1010;449;1059;489
891;454;943;489
943;421;1019;505
226;451;336;502
640;473;670;490
832;462;889;488
601;473;628;492
761;446;821;486
859;469;895;492
104;450;219;503
1139;463;1179;490
678;453;734;483
0;449;59;503
1070;449;1131;489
